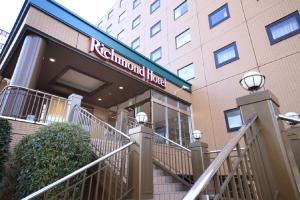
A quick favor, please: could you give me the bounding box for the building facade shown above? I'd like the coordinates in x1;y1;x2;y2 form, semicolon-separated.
0;29;9;54
98;0;300;149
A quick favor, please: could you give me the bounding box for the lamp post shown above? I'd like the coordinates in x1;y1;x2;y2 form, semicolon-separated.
193;130;203;141
135;112;148;125
239;71;265;92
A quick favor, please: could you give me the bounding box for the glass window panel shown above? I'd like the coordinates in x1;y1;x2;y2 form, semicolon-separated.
167;97;177;107
119;11;126;23
179;102;189;112
176;29;191;48
214;42;239;68
106;24;112;33
108;10;113;19
174;1;188;20
151;21;161;37
132;15;141;29
120;0;125;7
150;47;162;62
180;113;190;146
168;108;180;143
224;108;242;132
209;4;230;28
131;37;140;50
153;102;167;137
117;30;125;41
151;0;160;13
133;0;141;9
178;63;195;81
152;90;165;101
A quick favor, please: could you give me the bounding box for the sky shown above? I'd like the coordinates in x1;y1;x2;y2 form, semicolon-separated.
0;0;117;32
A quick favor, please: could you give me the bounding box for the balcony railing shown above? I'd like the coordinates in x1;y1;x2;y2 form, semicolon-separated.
0;85;70;124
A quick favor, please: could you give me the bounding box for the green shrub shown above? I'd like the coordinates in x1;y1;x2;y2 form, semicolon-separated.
0;119;11;183
13;122;94;199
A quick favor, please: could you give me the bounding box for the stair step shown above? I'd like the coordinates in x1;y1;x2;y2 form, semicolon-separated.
154;182;185;193
153;175;174;184
152;191;186;200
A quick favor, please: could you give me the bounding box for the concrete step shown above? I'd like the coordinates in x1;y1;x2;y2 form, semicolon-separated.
154;182;186;193
152;191;186;200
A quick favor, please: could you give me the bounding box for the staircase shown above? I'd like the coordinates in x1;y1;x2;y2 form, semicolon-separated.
153;164;187;200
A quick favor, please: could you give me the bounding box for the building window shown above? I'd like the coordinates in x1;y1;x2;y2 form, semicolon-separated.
266;11;300;45
150;0;160;13
174;0;188;20
214;42;239;68
150;21;161;37
208;4;230;28
131;37;140;50
132;15;141;29
177;63;195;81
108;10;113;20
97;21;103;29
120;0;125;7
133;0;141;9
224;108;242;132
175;29;191;48
106;24;112;34
117;29;125;41
119;11;126;23
150;47;162;62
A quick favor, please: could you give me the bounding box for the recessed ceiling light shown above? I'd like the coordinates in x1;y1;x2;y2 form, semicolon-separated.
49;58;56;62
98;98;102;101
119;86;124;90
108;92;112;96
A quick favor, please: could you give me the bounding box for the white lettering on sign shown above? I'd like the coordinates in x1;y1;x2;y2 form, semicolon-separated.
89;37;166;89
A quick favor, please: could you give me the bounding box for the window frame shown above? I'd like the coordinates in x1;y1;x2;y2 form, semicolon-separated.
118;11;126;23
133;0;141;9
117;29;125;40
120;0;125;8
177;63;195;81
208;3;230;29
132;15;141;29
150;21;161;37
131;37;140;50
224;108;242;132
175;28;191;49
107;10;113;20
150;47;162;62
265;11;300;45
213;42;239;68
174;0;188;20
150;0;160;14
106;24;112;33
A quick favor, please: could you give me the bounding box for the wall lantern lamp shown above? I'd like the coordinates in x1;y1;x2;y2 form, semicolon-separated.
136;112;148;125
193;130;203;140
284;112;300;125
240;71;265;92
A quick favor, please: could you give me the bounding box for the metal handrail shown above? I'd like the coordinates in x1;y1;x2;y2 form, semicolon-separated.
22;141;134;200
278;114;300;124
153;132;191;152
183;115;258;200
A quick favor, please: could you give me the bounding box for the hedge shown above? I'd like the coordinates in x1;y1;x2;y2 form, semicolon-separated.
0;119;11;183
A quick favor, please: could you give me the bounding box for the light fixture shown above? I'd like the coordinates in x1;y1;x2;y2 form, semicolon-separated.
193;130;203;140
49;58;56;62
119;86;124;90
135;112;148;125
98;98;102;101
239;71;265;92
284;112;300;125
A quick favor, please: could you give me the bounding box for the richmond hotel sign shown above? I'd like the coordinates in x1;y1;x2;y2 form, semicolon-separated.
89;38;166;89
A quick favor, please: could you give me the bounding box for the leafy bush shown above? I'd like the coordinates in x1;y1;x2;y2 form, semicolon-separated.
0;119;11;183
13;122;94;199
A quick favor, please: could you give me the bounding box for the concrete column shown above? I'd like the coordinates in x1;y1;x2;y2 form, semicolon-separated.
67;94;82;122
116;109;129;133
236;90;300;200
190;140;209;181
10;34;46;88
128;126;153;199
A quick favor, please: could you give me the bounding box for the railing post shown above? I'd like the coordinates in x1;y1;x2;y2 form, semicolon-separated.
67;94;82;122
286;125;300;171
236;90;300;200
128;126;153;199
190;140;209;181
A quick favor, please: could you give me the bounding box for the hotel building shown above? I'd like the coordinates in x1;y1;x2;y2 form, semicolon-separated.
98;0;300;149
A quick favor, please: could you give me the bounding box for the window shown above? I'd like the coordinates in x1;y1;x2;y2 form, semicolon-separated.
150;21;161;37
175;29;191;48
214;42;239;68
106;24;112;33
117;30;125;41
174;0;188;20
133;0;141;9
266;11;300;45
108;10;113;20
120;0;125;7
224;108;242;132
150;47;162;62
97;21;103;28
132;15;141;29
150;0;160;13
119;11;126;23
208;4;230;28
131;37;140;50
177;63;195;81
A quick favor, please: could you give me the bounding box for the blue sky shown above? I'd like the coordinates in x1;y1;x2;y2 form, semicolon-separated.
0;0;117;32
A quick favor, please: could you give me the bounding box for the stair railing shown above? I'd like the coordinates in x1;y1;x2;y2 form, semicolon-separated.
152;132;193;187
22;141;134;200
183;115;265;200
72;105;131;156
